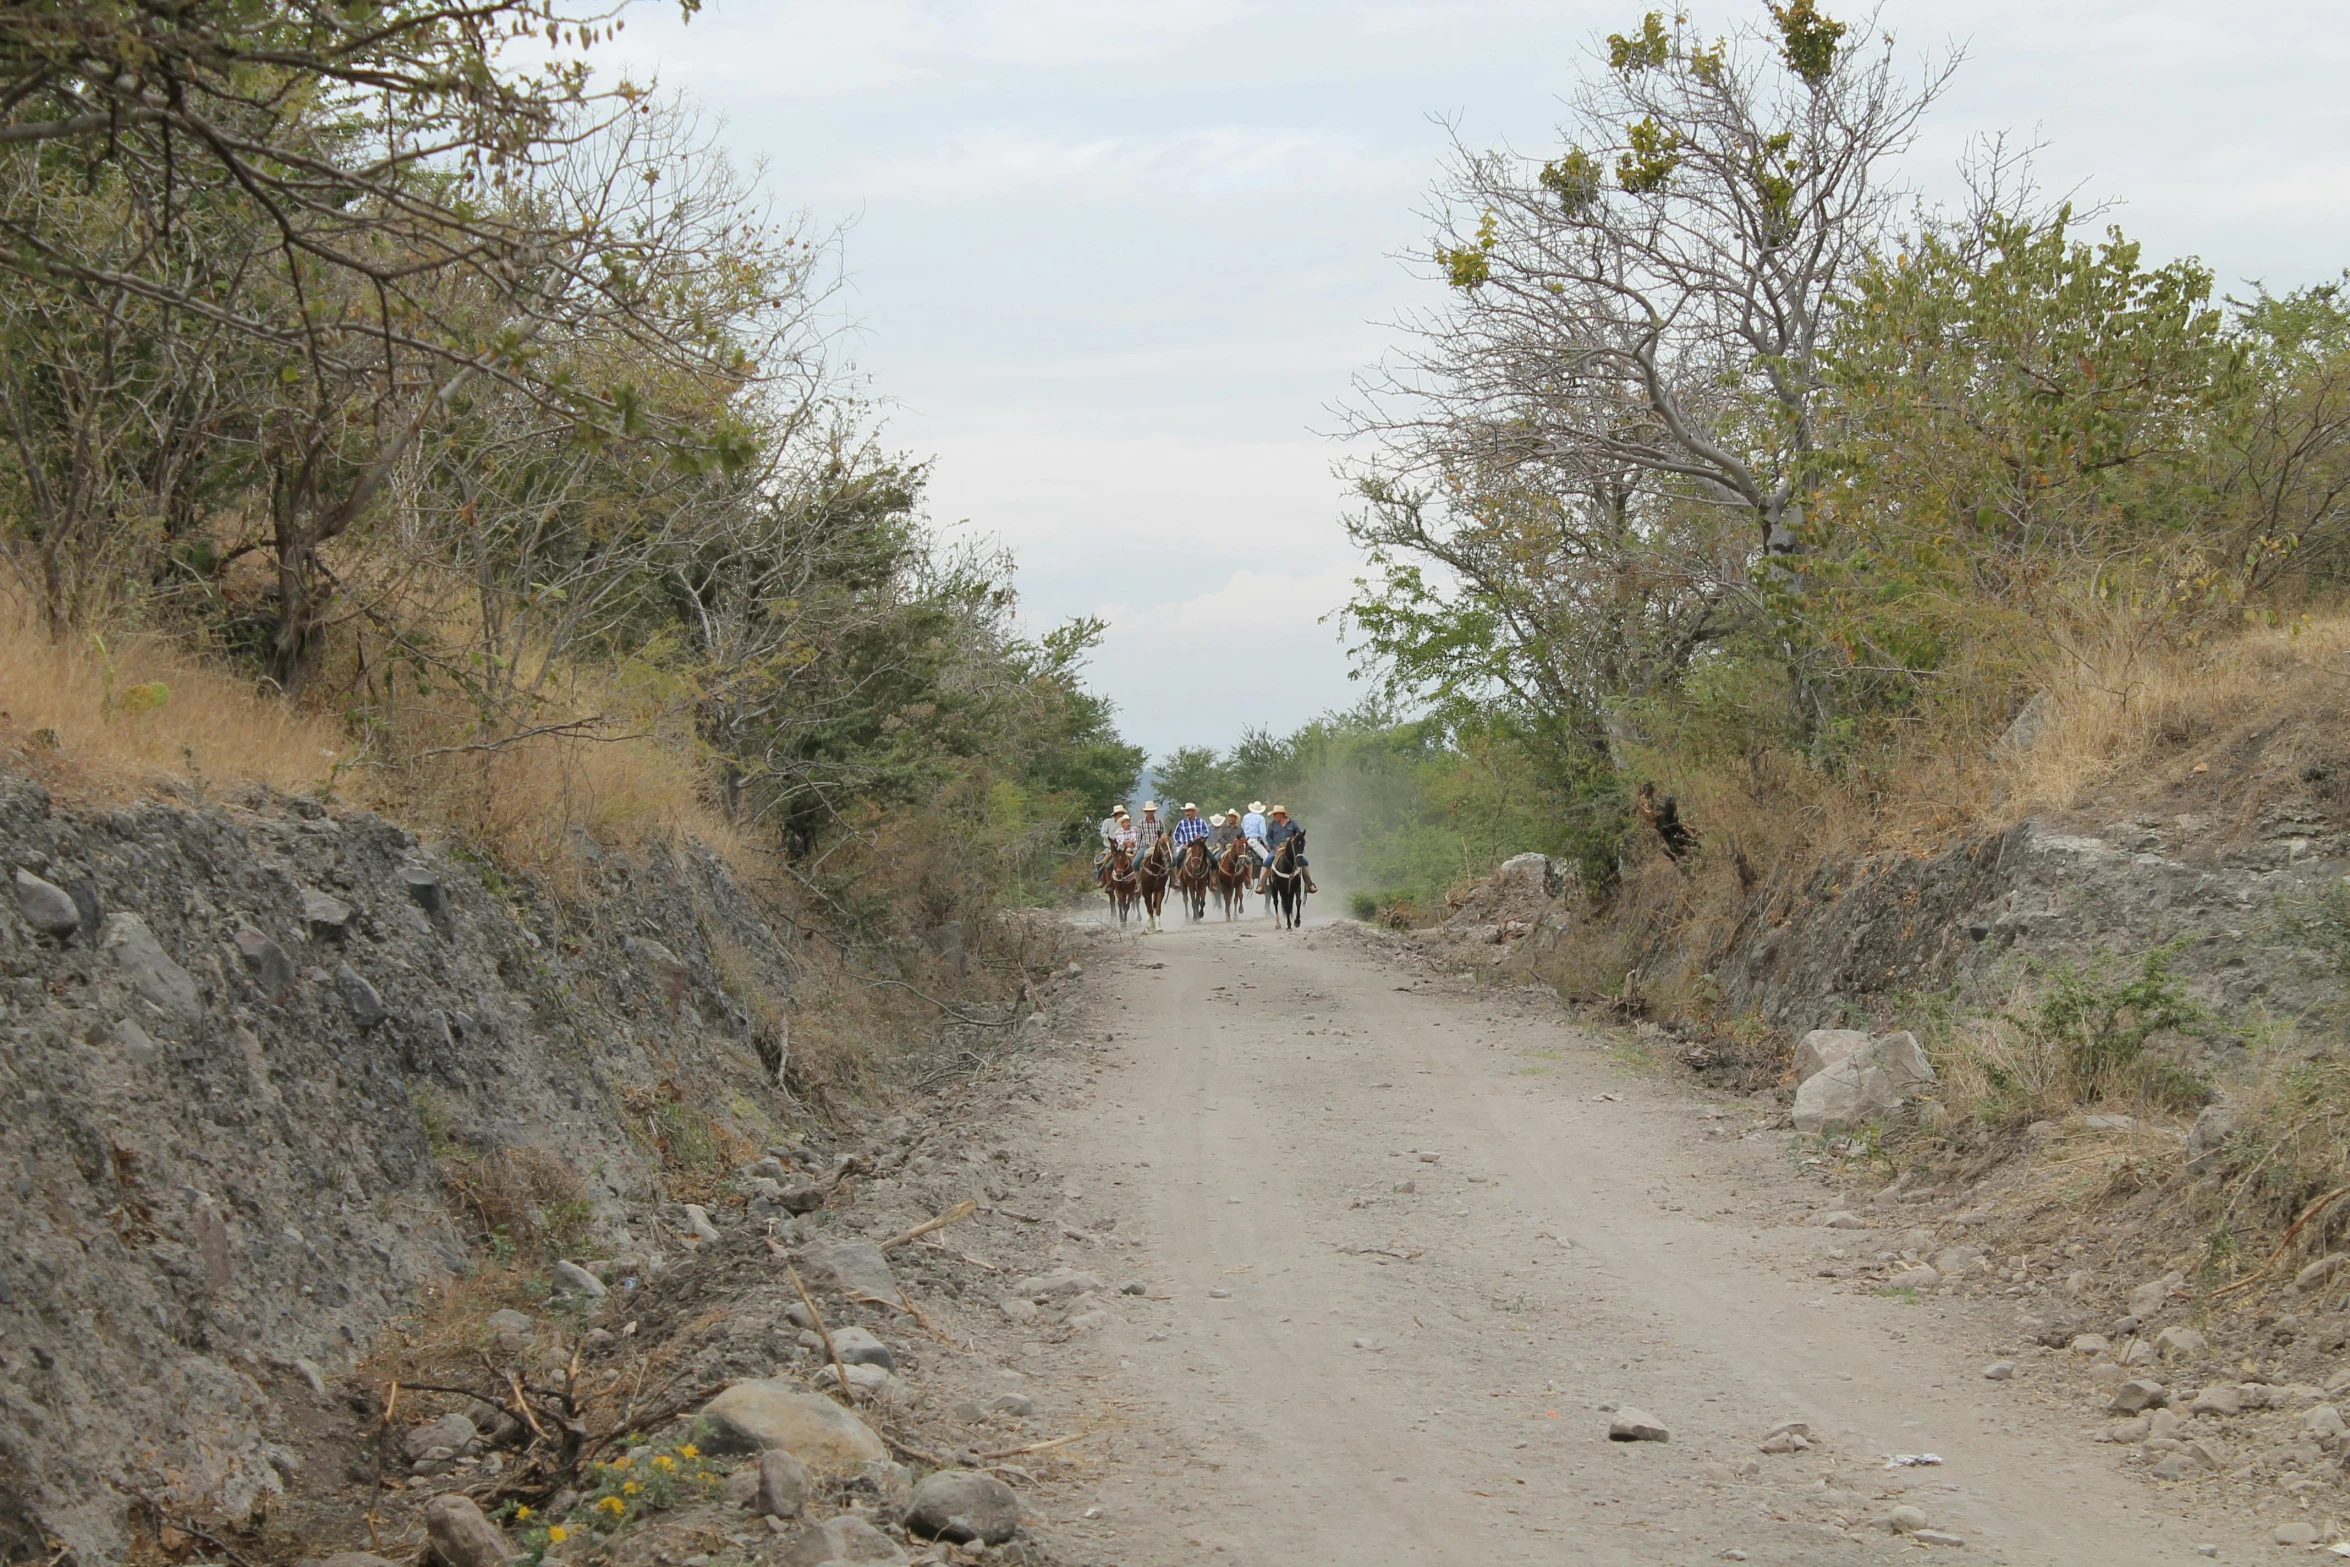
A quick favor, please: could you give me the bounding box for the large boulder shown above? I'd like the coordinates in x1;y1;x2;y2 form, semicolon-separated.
698;1380;890;1474
1792;1030;1936;1135
905;1469;1022;1545
1792;1028;1869;1086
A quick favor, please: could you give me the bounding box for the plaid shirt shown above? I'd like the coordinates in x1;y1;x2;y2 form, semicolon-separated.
1133;816;1168;850
1171;815;1212;848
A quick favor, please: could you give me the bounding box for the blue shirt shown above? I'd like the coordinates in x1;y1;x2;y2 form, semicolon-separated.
1171;815;1212;847
1240;811;1267;840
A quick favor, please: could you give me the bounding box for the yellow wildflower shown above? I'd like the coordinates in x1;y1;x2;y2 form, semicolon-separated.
677;1444;699;1459
547;1525;568;1544
622;1481;642;1495
610;1455;632;1470
652;1454;675;1471
597;1494;626;1515
514;1505;532;1521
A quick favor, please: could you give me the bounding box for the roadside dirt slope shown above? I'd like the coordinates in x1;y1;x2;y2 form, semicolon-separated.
991;914;2262;1565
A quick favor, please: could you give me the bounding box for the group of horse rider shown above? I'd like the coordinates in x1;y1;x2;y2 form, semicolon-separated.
1095;799;1317;896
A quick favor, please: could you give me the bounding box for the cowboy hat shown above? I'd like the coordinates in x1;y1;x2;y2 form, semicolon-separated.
1142;801;1159;812
1248;801;1266;813
1181;802;1198;811
1115;806;1130;817
1269;804;1289;815
1208;813;1225;825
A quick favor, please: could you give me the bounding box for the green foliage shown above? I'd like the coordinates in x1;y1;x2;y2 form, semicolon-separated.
1538;148;1603;213
2004;947;2210;1108
1617;116;1684;194
1770;0;1847;86
1608;12;1674;73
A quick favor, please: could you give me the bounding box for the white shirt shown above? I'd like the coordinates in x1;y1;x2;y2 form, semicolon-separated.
1240;810;1267;841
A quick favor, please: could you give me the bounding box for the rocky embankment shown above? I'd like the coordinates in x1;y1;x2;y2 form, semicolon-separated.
0;769;802;1560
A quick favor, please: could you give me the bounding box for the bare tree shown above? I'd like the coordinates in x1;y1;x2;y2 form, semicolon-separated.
1360;4;1953;560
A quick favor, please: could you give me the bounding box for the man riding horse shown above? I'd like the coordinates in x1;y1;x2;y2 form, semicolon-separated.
1265;804;1317;895
1094;804;1135;886
1169;803;1214;920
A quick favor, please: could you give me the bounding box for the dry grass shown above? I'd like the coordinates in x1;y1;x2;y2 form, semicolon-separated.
0;606;352;799
1985;609;2350;828
0;591;749;886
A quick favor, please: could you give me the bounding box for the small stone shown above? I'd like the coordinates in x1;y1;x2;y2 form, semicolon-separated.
1068;1309;1116;1333
2152;1325;2209;1362
551;1259;606;1299
1982;1360;2015;1380
811;1361;903;1401
1209;1287;1232;1299
1887;1265;1940;1291
291;1357;327;1395
401;866;443;913
830;1325;895;1370
1793;1028;1869;1085
1120;1280;1147;1295
776;1180;828;1215
1886;1505;1929;1534
302;887;354;941
804;1238;900;1303
906;1469;1023;1546
1932;1245;1984;1275
2296;1254;2349;1293
2303;1403;2346;1440
2109;1379;2168;1414
988;1392;1036;1417
1818;1211;1866;1229
335;963;386;1028
998;1297;1038;1323
422;1493;509;1567
683;1204;720;1244
1419;1151;1441;1163
1608;1407;1669;1442
1910;1530;1966;1547
2274;1521;2319;1546
404;1412;478;1463
2189;1384;2244;1417
231;921;297;996
12;869;81;937
2069;1333;2110;1355
774;1513;908;1567
755;1448;813;1517
103;913;201;1021
2100;1417;2150;1444
2148;1408;2184;1440
1393;1179;1416;1193
485;1309;532;1354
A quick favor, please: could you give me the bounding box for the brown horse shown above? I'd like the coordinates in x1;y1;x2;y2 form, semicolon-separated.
1134;838;1172;932
1210;837;1251;921
1171;838;1214;922
1101;843;1139;928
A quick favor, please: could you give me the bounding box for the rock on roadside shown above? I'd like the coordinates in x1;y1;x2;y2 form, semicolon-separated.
1791;1030;1936;1135
422;1494;509;1567
905;1469;1023;1545
1607;1408;1670;1442
698;1380;890;1474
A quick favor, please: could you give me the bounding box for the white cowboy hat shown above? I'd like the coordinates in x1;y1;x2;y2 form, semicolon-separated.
1115;806;1130;817
1208;813;1225;825
1248;800;1266;813
1269;804;1289;815
1142;801;1159;812
1182;802;1198;810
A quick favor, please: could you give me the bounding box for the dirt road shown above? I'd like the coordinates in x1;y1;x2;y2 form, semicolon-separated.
994;913;2251;1565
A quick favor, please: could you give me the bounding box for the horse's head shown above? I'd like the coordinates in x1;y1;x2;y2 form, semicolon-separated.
1141;837;1169;871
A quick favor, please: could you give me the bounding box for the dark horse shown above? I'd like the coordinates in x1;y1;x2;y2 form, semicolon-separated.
1210;837;1251;921
1136;837;1171;932
1263;829;1308;929
1101;843;1138;928
1172;838;1214;923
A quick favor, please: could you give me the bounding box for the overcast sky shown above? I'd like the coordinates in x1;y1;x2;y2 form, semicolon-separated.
598;1;2350;762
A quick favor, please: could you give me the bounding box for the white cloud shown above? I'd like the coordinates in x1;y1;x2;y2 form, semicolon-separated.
842;125;1410;204
1083;563;1367;755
